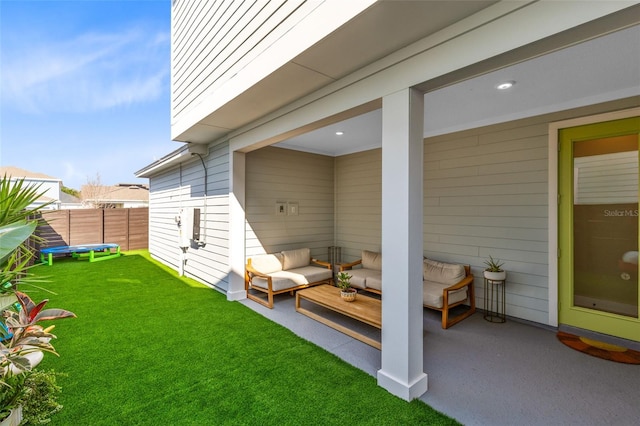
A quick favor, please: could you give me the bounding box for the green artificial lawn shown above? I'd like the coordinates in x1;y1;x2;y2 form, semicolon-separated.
29;251;459;425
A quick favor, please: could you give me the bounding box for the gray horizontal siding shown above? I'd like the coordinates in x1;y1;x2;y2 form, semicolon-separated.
245;146;334;260
424;121;550;323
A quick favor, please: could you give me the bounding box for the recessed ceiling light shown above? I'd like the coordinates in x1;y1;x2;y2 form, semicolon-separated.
496;81;515;90
335;131;344;136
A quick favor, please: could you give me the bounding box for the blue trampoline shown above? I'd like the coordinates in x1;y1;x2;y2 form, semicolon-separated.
40;243;121;266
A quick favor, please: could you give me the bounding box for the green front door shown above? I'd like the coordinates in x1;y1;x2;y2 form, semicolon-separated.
558;116;640;342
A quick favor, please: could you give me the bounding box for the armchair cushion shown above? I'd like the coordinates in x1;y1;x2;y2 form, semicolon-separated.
362;250;382;271
282;248;311;270
423;258;466;284
423;282;468;308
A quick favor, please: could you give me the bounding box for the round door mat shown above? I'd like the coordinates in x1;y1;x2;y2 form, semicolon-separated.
557;331;640;364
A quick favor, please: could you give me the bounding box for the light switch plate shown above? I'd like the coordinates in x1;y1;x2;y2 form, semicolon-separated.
288;202;299;216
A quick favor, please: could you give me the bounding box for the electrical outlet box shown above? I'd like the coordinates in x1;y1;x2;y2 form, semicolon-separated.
275;202;286;216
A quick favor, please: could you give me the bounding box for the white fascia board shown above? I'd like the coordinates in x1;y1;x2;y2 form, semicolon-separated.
229;0;638;152
171;0;377;140
135;145;191;178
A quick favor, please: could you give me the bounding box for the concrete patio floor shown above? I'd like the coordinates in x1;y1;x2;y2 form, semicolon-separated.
240;293;640;426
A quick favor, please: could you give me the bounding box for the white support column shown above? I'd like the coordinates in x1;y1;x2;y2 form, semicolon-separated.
228;150;247;301
377;88;427;400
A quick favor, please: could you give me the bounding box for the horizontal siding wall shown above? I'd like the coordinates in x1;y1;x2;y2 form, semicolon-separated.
424;121;550;324
245;146;334;261
423;99;639;324
335;149;382;263
171;0;311;125
148;142;231;291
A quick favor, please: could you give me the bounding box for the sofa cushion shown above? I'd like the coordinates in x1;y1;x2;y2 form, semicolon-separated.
251;275;297;292
282;248;310;270
250;254;283;274
362;250;382;271
286;266;333;284
345;269;368;290
252;266;332;291
365;272;382;291
423;280;468;308
423;258;465;285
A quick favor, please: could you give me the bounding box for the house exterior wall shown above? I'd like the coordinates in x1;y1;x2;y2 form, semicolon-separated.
335;149;382;262
22;178;61;210
147;142;231;290
423;98;639;325
245;146;334;260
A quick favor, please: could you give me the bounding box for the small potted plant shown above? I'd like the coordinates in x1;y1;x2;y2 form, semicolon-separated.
336;271;356;302
484;256;506;281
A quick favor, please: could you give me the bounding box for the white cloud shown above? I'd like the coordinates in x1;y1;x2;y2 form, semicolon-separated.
2;27;169;114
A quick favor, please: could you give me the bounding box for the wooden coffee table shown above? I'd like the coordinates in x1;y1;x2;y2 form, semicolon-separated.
295;284;381;349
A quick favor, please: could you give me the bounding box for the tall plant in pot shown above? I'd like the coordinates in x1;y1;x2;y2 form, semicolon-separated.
336;271;356;302
483;256;506;280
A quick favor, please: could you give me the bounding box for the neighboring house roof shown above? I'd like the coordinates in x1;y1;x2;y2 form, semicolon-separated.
0;166;61;182
81;183;149;204
59;192;82;204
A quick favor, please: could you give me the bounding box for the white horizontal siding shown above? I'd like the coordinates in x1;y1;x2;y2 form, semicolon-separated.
147;142;231;291
171;0;312;124
575;151;638;204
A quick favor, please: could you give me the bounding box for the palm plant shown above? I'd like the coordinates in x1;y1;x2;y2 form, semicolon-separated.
0;174;73;423
0;174;51;295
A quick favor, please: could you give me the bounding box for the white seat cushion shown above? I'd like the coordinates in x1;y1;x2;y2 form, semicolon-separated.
423;280;468;308
251;266;331;292
251;275;297;292
365;272;382;291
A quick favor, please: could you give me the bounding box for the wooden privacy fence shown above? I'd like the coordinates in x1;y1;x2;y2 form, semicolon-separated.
36;208;149;251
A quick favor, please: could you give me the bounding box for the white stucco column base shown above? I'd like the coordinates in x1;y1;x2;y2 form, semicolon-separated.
377;88;426;400
228;151;247;302
377;369;428;401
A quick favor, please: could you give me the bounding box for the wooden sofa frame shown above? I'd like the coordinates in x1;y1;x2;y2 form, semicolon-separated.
244;257;332;308
424;265;476;329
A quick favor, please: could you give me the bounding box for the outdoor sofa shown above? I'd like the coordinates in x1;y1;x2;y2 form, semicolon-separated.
245;247;333;308
340;250;475;328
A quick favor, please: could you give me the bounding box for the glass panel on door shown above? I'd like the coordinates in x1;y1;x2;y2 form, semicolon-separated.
572;134;639;318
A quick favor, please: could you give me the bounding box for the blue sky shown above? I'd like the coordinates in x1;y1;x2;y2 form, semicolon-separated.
0;0;178;190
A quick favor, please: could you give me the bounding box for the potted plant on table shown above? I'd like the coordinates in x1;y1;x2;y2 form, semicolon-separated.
483;256;506;281
336;271;356;302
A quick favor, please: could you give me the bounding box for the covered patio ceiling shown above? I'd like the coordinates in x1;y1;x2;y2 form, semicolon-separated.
274;24;640;156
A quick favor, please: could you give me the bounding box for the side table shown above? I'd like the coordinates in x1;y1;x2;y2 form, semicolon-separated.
484;278;506;323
